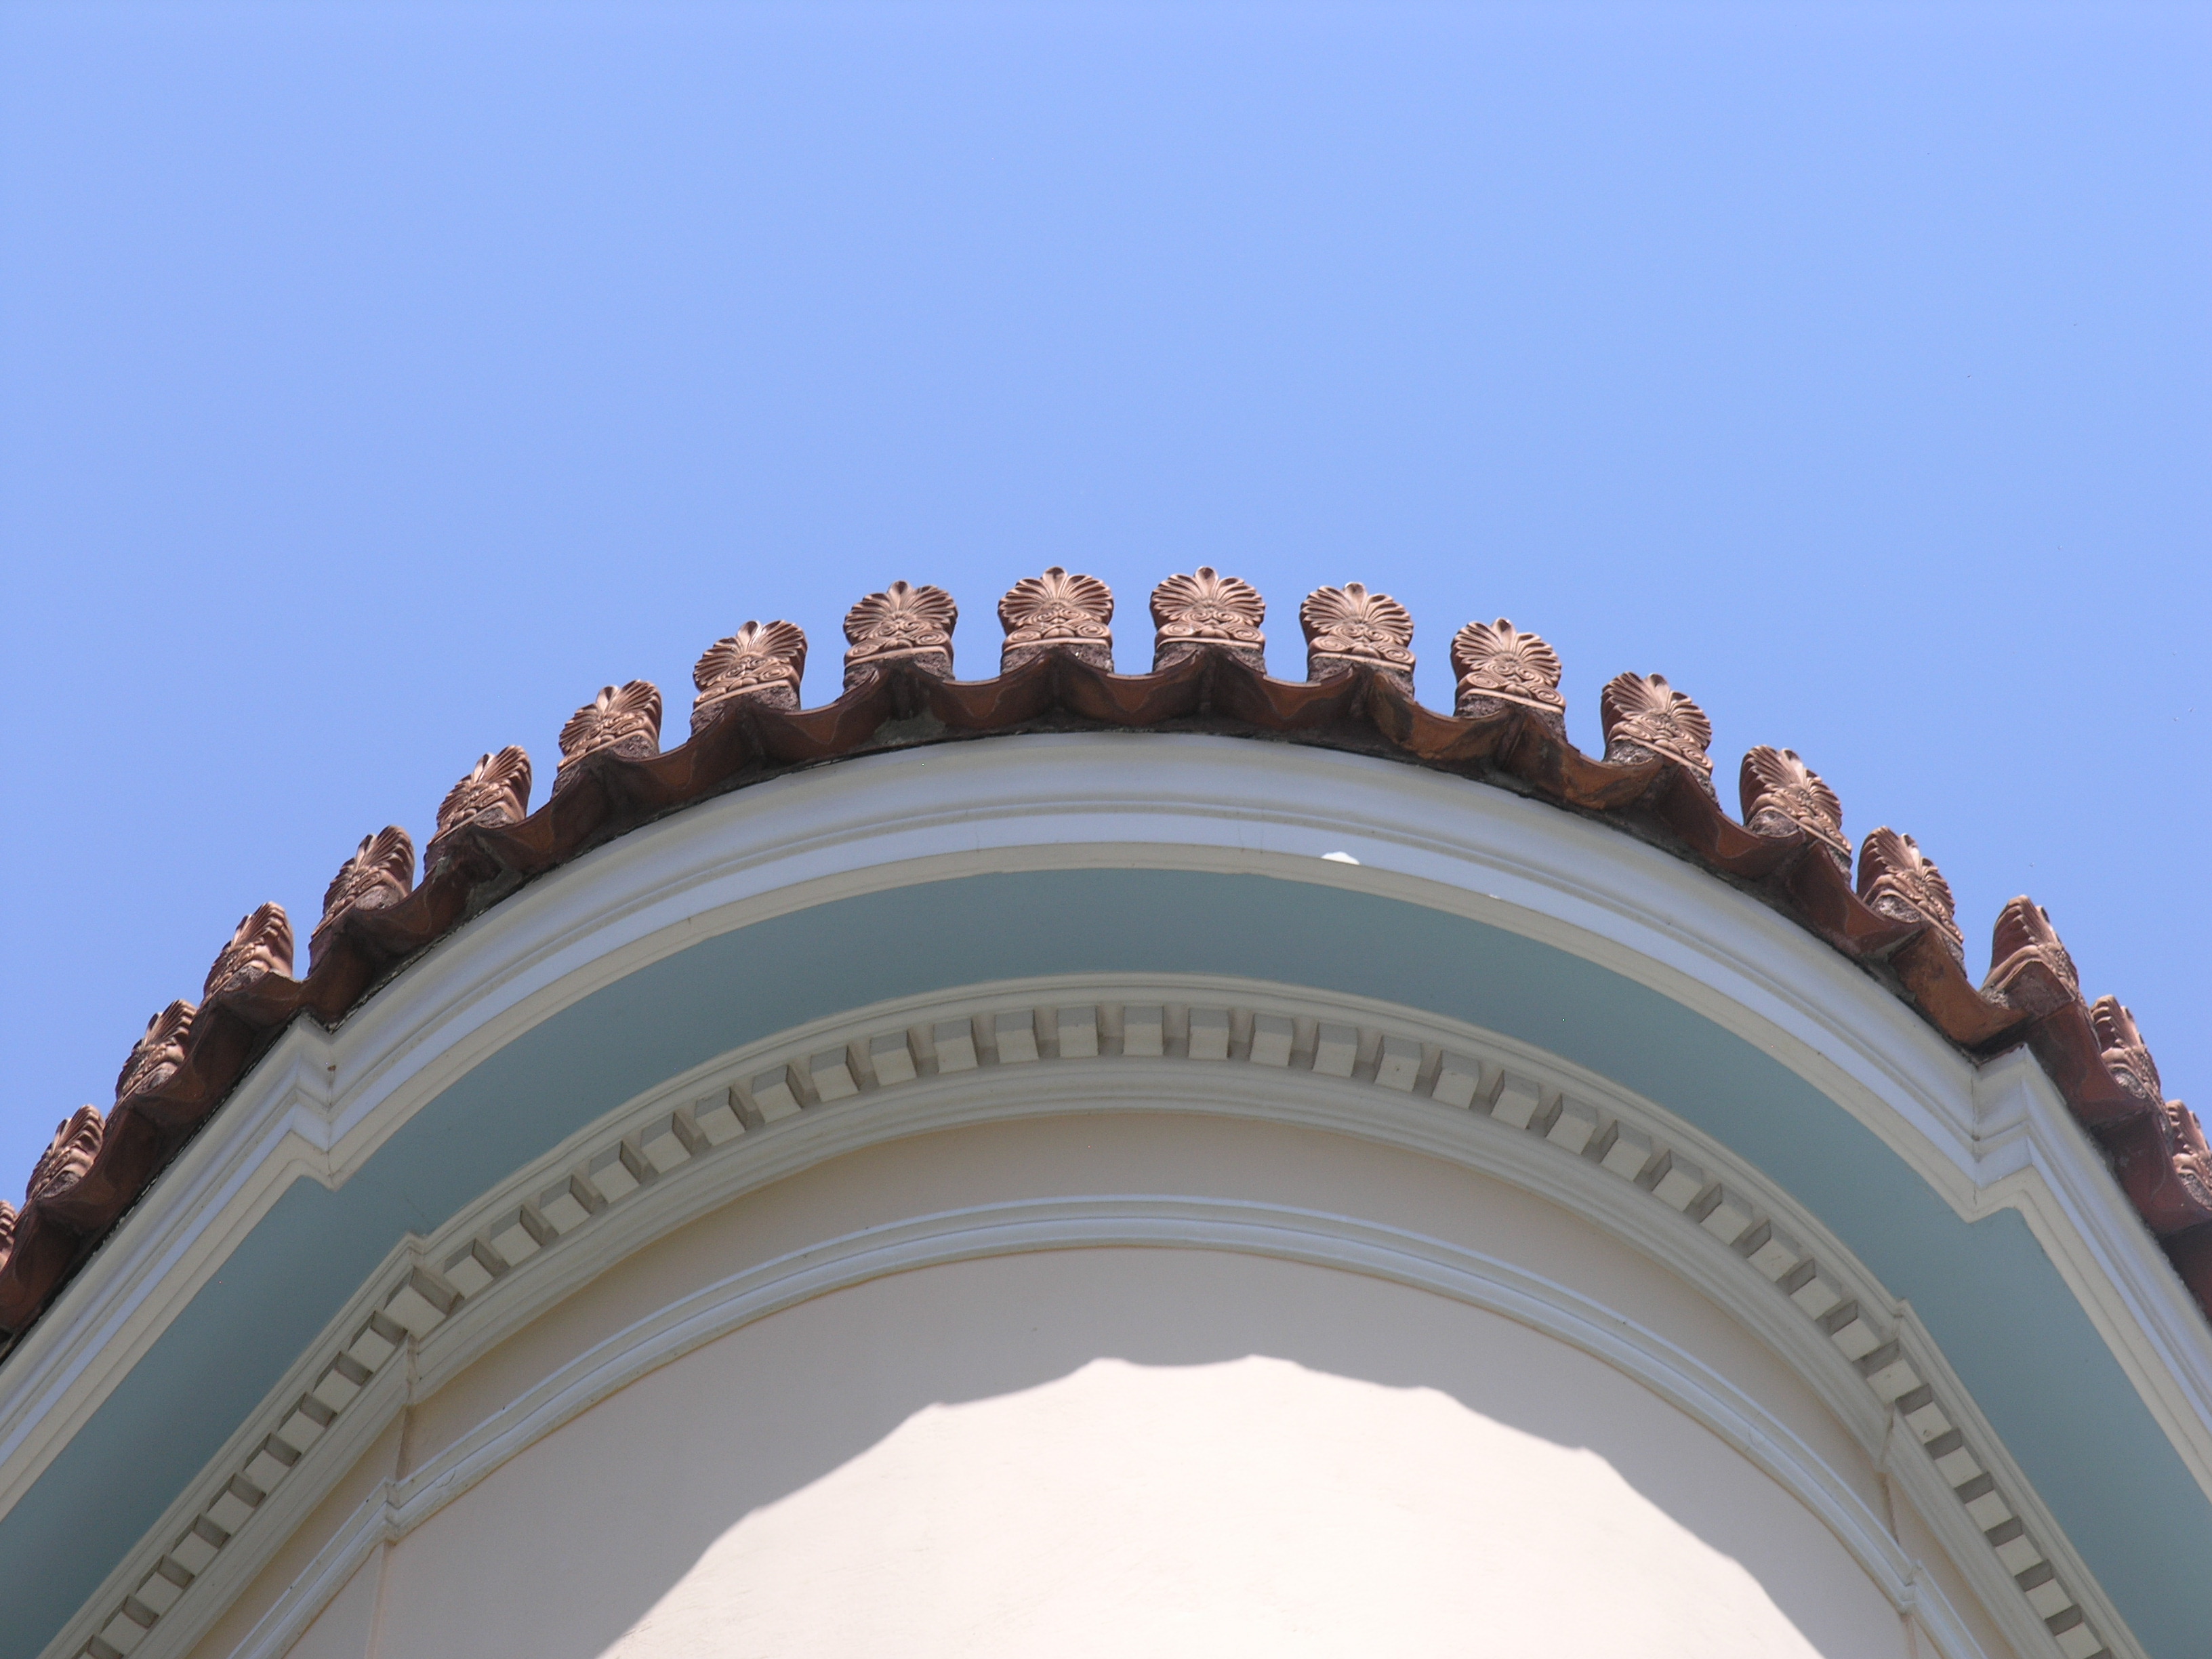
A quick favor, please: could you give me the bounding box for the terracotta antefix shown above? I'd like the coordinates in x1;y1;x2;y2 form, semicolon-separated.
427;747;533;869
115;1002;194;1106
554;681;663;792
1984;897;2080;1010
1150;569;1266;674
1449;619;1565;735
2093;997;2163;1105
1857;828;1963;960
203;902;295;1000
24;1106;102;1207
1739;747;1848;872
2169;1102;2212;1202
842;581;958;689
0;1201;14;1266
692;621;808;732
1300;583;1414;690
2116;1094;2212;1236
1599;672;1714;791
312;827;417;963
1000;568;1114;675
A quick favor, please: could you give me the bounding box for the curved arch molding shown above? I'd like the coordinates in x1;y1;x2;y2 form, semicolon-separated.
5;736;2209;1659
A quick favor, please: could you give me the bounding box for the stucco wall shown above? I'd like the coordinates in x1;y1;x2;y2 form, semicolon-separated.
196;1113;2005;1658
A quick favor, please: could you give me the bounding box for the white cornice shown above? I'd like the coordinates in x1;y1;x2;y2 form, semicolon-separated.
219;1195;1991;1659
50;978;2129;1659
4;734;2194;1658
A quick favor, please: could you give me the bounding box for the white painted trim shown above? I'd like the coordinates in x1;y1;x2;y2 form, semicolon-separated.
56;981;2115;1659
5;735;2188;1655
221;1195;1991;1659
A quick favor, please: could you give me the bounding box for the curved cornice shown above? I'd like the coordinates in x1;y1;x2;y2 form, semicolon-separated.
3;736;2200;1659
219;1195;1999;1659
26;973;2123;1659
4;636;2200;1355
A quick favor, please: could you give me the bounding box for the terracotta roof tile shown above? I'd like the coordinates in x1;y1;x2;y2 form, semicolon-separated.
3;569;2203;1350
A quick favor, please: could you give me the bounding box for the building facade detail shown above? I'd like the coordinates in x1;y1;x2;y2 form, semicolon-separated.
1149;567;1267;674
43;978;2135;1659
691;621;808;729
998;567;1114;674
1448;617;1565;733
424;747;533;872
2;569;2203;1659
552;681;663;791
1740;746;1850;872
842;580;958;688
1599;671;1715;787
310;832;413;966
1298;581;1415;689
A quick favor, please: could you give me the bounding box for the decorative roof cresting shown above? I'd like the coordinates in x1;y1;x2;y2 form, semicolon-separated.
1000;567;1114;674
693;621;808;730
843;580;958;689
312;829;414;966
1858;828;1963;960
1449;618;1565;735
553;681;663;792
1299;582;1414;690
2;565;2204;1355
427;747;533;871
1151;568;1267;674
1740;747;1849;873
1599;672;1715;790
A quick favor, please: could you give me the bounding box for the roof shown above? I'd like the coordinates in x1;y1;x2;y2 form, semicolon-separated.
3;567;2205;1354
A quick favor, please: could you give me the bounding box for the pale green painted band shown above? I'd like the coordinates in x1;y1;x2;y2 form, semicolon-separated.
3;869;2199;1658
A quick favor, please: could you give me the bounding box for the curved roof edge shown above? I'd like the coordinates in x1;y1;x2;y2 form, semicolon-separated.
3;573;2205;1352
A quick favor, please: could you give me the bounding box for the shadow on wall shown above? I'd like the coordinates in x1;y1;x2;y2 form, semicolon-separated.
346;1248;1904;1659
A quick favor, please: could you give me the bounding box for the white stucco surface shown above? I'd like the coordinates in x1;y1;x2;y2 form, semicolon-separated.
602;1354;1856;1659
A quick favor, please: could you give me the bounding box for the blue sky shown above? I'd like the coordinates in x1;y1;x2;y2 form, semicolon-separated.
1;3;2205;1189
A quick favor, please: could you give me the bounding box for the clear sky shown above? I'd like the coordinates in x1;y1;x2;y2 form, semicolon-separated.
1;3;2205;1193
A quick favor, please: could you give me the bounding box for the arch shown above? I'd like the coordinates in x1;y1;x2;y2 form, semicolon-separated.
272;1229;1936;1659
9;736;2204;1659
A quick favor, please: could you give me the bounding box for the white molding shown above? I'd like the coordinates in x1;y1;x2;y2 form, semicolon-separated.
220;1195;1992;1659
6;735;2188;1656
53;979;2120;1659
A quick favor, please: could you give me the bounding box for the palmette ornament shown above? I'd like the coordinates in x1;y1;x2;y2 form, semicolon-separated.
24;1107;102;1207
553;681;663;792
1450;618;1565;736
1000;568;1115;674
1599;672;1713;792
312;828;416;964
1151;568;1266;674
203;903;295;999
1300;583;1414;691
843;581;958;689
115;1002;194;1106
427;747;533;869
693;621;808;731
1856;829;1962;959
1740;747;1847;872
